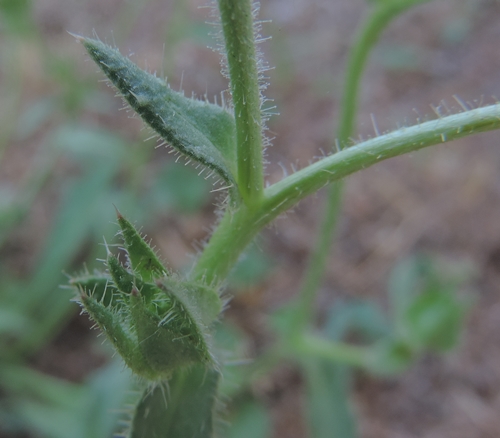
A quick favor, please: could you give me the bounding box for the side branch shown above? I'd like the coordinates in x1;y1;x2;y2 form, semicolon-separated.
263;104;500;218
193;105;500;285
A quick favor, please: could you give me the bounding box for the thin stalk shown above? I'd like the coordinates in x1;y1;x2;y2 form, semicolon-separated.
190;205;262;285
218;0;264;205
294;0;432;332
192;103;500;284
293;182;343;330
338;0;432;147
263;104;500;214
296;333;367;369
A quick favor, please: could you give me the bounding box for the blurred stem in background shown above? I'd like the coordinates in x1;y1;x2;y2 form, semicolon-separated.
295;0;432;333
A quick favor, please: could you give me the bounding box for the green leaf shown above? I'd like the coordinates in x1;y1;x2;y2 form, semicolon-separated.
129;365;220;438
324;299;390;343
151;161;211;213
80;293;157;380
388;255;468;352
366;338;415;375
69;271;119;308
405;288;465;351
81;37;238;197
227;243;273;290
226;400;270;438
116;210;168;282
303;359;356;438
387;255;422;337
2;360;132;438
107;253;138;294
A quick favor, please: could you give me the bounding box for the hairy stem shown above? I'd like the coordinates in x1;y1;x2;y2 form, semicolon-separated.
338;0;432;147
293;182;343;330
218;0;264;205
297;334;367;368
193;104;500;284
294;0;433;331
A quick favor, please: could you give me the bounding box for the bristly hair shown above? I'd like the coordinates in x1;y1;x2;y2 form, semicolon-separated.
207;0;276;158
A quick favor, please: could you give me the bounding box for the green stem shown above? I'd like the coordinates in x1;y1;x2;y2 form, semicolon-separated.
339;0;432;148
293;182;343;330
218;0;264;205
193;103;500;284
264;104;500;213
191;205;262;285
294;0;434;332
296;333;367;368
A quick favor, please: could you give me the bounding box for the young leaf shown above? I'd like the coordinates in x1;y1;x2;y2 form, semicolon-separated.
303;360;356;438
80;38;238;197
69;272;117;307
405;289;465;351
107;252;158;304
115;210;167;282
129;365;220;438
107;253;137;294
79;293;157;380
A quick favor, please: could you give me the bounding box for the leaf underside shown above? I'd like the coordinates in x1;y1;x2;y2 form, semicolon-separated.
82;38;238;197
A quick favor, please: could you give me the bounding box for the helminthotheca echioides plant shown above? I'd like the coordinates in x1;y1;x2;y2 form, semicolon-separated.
69;0;500;437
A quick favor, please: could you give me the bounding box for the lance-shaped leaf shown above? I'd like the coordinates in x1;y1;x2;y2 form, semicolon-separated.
107;252;156;303
69;271;118;307
129;365;220;438
79;292;157;379
107;253;136;294
115;210;167;282
80;38;238;197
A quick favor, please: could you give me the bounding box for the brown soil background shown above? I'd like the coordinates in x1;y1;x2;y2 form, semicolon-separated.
3;0;500;437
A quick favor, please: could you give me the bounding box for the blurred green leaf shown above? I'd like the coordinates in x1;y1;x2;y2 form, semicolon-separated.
16;97;58;140
216;323;251;399
406;288;465;351
228;243;273;289
2;359;133;438
303;359;356;438
151;161;211;213
366;338;415;375
0;308;28;335
51;123;127;163
324;299;390;343
0;0;32;35
226;400;270;438
388;255;422;337
388;254;468;352
374;43;427;71
15;159;119;354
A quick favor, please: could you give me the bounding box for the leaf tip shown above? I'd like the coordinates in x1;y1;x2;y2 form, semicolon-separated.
113;203;124;220
67;31;85;42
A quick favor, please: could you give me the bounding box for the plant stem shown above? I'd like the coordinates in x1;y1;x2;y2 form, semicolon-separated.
293;182;343;329
191;205;262;285
338;0;432;148
218;0;264;205
264;104;500;214
296;333;367;368
294;0;433;332
193;103;500;284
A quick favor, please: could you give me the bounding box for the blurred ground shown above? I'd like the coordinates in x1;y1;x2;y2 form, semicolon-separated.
2;0;500;437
